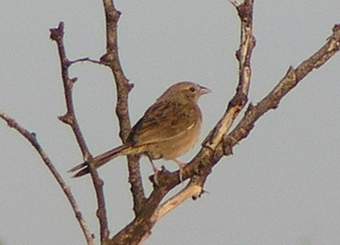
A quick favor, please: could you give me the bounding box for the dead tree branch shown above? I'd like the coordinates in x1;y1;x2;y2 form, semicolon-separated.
223;24;340;154
49;22;110;242
0;113;94;245
101;0;146;215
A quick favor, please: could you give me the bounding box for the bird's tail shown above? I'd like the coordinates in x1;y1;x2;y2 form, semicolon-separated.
69;144;131;177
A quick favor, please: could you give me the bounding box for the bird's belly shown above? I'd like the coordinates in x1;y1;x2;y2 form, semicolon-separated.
147;121;201;160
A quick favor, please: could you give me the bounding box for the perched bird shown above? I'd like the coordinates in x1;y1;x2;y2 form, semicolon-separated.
69;81;210;180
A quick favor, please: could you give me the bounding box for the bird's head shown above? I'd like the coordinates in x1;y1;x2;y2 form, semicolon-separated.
159;81;211;103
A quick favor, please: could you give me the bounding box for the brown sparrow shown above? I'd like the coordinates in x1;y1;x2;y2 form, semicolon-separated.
69;81;210;180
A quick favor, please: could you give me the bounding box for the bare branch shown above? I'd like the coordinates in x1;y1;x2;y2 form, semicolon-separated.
204;0;255;151
0;112;94;245
223;24;340;154
49;22;110;242
151;177;203;223
69;57;102;65
101;0;146;215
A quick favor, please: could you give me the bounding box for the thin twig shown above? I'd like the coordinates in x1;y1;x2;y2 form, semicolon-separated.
0;112;94;245
101;0;146;215
69;57;102;65
50;22;110;242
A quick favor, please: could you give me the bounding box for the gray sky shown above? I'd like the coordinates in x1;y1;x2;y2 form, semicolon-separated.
1;0;340;244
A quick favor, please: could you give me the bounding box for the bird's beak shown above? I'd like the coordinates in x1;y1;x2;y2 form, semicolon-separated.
199;85;211;95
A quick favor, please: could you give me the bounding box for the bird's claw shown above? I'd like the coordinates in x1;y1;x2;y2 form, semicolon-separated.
179;167;184;182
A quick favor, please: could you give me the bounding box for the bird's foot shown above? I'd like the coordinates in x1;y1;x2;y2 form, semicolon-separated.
150;166;170;186
178;166;184;182
174;159;186;182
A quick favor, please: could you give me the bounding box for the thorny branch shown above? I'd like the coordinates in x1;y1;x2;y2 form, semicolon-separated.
0;113;94;245
49;22;110;242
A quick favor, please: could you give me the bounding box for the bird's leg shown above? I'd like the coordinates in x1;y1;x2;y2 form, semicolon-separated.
146;155;160;173
174;159;186;182
147;155;160;185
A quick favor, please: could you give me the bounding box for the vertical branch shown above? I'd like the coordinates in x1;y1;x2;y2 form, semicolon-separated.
101;0;146;215
50;22;110;242
0;113;94;245
204;0;256;151
233;0;255;95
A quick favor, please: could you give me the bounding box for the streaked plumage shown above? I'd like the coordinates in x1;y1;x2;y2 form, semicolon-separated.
69;81;210;178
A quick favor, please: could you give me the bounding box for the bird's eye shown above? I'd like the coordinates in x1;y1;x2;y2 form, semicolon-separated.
189;86;196;92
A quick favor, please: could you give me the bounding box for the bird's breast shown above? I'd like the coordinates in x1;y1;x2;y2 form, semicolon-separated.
148;110;202;160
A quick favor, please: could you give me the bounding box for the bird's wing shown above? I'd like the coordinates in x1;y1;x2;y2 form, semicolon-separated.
128;100;201;145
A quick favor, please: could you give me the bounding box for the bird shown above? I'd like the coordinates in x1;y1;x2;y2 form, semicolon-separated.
69;81;210;180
